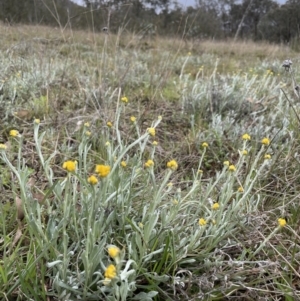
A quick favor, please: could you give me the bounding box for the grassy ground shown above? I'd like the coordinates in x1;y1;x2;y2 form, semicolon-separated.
1;24;300;300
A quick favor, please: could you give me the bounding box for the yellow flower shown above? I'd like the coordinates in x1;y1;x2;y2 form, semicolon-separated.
198;218;207;226
107;121;113;128
138;222;144;229
264;154;271;160
261;137;270;146
121;96;128;103
84;122;90;127
34;118;40;124
202;142;208;148
158;116;162;120
172;199;178;205
105;141;110;147
121;161;127;168
0;143;7;150
278;218;286;228
228;165;236;172
167;160;178;171
223;161;230;166
144;159;154;168
212;203;220;210
148;128;155;137
88;175;98;185
198;169;203;174
152;141;158;146
130;116;136;123
108;246;120;259
104;264;117;279
85;131;91;136
95;164;111;177
238;186;244;193
241;149;248;155
242;133;251;141
9;129;19;137
62;160;77;172
167;182;173;187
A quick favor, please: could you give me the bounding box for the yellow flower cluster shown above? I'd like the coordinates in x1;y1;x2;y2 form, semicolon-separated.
104;264;117;279
278;218;286;227
228;165;236;172
264;154;271;160
121;96;128;103
261;137;270;146
202;142;208;148
103;245;121;285
148;128;155;137
0;143;7;150
212;203;219;210
167;160;178;171
88;175;98;185
241;150;248;155
198;218;207;226
95;165;111;177
62;160;77;172
108;246;120;259
238;186;244;193
223;161;230;166
9;129;20;137
130;116;136;123
121;161;127;168
107;121;113;128
144;159;154;168
242;133;251;141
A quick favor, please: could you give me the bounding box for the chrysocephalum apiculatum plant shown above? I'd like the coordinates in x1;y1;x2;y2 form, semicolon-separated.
0;86;289;300
1;32;299;301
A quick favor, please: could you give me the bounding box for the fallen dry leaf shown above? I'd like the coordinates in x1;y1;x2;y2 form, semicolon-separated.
13;109;32;120
15;196;24;220
11;226;22;249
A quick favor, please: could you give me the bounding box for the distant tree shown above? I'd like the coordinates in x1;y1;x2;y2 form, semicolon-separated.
287;0;300;5
258;1;300;43
233;0;253;40
229;0;278;39
197;0;237;15
0;0;26;23
182;5;223;39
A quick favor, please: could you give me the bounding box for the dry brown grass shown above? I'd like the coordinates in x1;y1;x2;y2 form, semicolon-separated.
189;39;293;59
0;22;295;65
